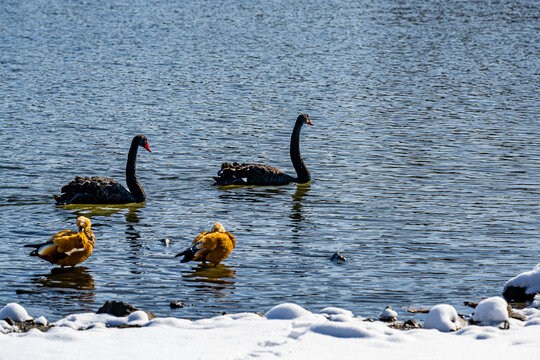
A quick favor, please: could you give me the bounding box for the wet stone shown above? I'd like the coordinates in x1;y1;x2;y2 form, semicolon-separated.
403;319;422;329
503;286;536;303
330;252;347;262
97;301;155;320
170;301;185;309
1;318;52;333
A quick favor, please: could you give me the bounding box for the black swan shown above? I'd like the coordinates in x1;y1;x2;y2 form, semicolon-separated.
54;134;151;204
213;114;313;186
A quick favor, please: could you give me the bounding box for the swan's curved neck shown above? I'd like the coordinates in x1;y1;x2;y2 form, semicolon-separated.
290;120;310;183
126;139;146;202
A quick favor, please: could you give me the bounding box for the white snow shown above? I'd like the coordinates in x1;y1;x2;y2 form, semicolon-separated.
379;306;398;322
319;307;355;322
0;303;33;322
126;311;149;325
318;307;353;317
532;294;540;309
2;302;540;359
0;320;15;334
53;311;150;330
471;297;509;326
424;304;465;332
35;316;48;326
265;302;312;320
504;263;540;294
309;321;376;338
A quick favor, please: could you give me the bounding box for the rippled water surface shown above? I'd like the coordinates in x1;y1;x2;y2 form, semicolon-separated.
1;0;539;321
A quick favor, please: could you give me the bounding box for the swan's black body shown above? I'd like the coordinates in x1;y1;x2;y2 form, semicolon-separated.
54;135;151;205
213;114;313;186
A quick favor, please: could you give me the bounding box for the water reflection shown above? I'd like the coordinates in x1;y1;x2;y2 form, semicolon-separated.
183;264;236;295
60;203;145;221
290;184;311;232
35;267;96;290
218;186;286;203
124;206;144;257
60;204;122;218
124;204;143;224
30;267;96;312
125;224;141;240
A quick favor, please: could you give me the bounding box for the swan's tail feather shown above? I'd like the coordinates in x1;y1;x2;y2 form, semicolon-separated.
213;163;239;186
213;162;293;186
212;177;223;186
54;192;89;205
53;194;69;205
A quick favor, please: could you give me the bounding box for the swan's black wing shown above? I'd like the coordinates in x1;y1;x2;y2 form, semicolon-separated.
54;176;135;204
213;162;294;186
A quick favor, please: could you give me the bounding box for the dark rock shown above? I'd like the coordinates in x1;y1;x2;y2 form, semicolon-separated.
97;301;138;317
111;324;143;329
388;319;423;330
404;307;430;314
507;304;526;321
0;318;52;333
503;286;536;302
464;301;478;308
510;311;526;321
403;319;422;329
15;319;52;333
330;252;346;262
506;301;531;309
97;301;155;320
170;301;185;309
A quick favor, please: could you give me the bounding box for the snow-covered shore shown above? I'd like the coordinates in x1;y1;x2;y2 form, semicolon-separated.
1;299;540;359
3;264;540;359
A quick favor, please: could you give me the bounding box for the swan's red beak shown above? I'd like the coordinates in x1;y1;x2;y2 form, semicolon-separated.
144;141;152;153
307;117;314;126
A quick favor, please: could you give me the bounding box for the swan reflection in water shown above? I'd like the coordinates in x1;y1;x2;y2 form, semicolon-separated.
124;204;143;224
124;205;146;260
290;183;311;231
62;202;145;221
30;266;95;312
183;263;236;296
217;186;286;204
124;205;143;243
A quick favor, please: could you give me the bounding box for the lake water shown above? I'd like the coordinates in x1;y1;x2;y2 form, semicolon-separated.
1;0;538;321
